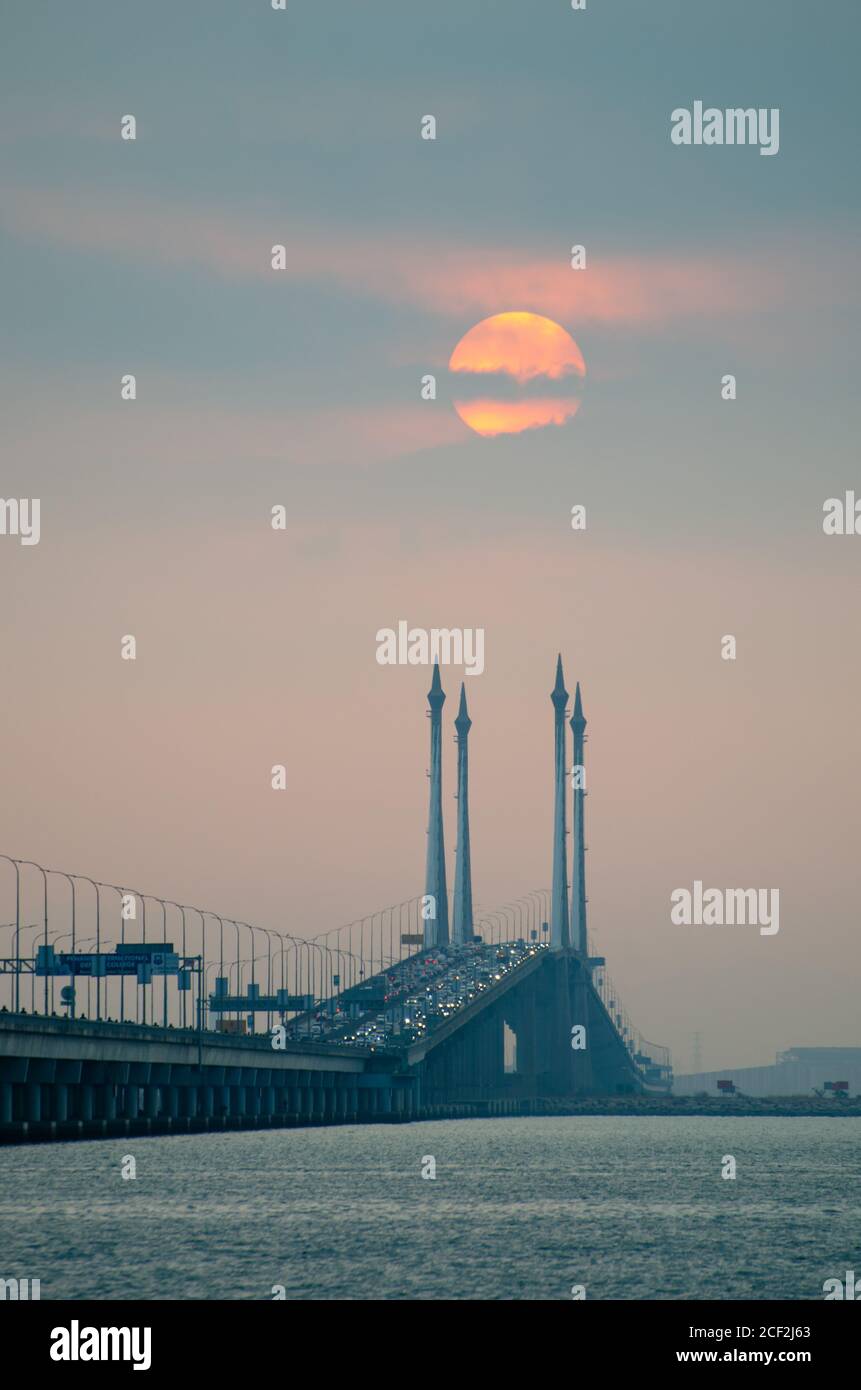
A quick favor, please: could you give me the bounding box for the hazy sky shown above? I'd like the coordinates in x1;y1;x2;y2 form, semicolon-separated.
1;0;859;1070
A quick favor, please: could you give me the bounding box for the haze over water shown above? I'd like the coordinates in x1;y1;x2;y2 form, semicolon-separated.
4;1117;859;1300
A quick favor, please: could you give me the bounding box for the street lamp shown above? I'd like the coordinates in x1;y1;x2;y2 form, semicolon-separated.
0;857;21;1011
45;872;75;1016
16;861;48;1015
165;902;188;1027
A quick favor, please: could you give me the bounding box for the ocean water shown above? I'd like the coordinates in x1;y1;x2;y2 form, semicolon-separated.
1;1117;859;1300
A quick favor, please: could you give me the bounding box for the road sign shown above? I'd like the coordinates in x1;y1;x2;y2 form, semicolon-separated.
209;991;314;1013
35;949;180;977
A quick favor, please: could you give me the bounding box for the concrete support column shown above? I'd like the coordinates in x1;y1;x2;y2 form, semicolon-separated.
231;1086;246;1117
200;1086;214;1119
0;1083;12;1124
79;1085;94;1121
123;1086;139;1120
55;1084;69;1122
144;1086;160;1119
26;1083;41;1122
265;1086;276;1117
102;1085;116;1121
184;1086;198;1119
164;1086;179;1119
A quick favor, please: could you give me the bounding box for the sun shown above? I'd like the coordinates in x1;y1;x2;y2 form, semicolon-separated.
448;311;586;438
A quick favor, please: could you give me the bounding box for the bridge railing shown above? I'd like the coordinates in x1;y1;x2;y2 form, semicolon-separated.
0;861;671;1078
0;856;551;1040
0;856;442;1034
307;889;552;981
587;932;672;1080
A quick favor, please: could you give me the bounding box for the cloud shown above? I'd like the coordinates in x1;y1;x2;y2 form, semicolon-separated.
1;186;820;332
452;397;582;437
449;312;586;383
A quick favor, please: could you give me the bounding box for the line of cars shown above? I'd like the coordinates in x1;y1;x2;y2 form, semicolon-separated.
329;938;547;1051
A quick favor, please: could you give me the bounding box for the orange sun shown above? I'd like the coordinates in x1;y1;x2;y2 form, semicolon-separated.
448;311;586;437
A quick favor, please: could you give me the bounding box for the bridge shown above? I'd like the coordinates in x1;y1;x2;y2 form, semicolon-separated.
0;658;671;1142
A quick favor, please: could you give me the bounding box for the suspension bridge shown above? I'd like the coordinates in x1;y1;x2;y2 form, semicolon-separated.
0;658;671;1141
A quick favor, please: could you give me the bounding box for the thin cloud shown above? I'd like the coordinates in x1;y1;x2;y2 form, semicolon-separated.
1;186;820;330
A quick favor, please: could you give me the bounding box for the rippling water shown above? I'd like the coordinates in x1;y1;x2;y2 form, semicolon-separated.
2;1117;859;1299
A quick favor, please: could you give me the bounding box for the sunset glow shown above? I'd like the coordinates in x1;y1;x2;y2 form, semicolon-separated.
448;311;586;437
453;397;582;438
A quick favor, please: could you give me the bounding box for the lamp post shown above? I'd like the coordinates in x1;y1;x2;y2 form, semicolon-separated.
0;857;21;1011
202;913;225;1029
228;921;242;1030
46;872;75;1016
483;911;506;947
148;897;170;1028
242;922;267;1035
17;861;48;1015
50;932;97;1017
15;923;44;1011
259;927;281;1032
357;916;372;981
500;902;524;939
189;911;208;1034
100;884;129;1022
68;876;102;1019
165;902;187;1028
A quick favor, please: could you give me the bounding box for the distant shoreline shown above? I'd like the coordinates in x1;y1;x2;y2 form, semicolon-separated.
531;1096;861;1118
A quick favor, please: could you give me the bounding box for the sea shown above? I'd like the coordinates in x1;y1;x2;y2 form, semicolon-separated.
1;1116;859;1300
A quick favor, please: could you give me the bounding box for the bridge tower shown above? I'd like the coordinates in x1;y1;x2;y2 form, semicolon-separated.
550;655;571;950
424;662;449;947
452;683;474;944
569;682;587;954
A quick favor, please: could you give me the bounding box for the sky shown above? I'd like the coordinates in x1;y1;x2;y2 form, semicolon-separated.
0;0;859;1071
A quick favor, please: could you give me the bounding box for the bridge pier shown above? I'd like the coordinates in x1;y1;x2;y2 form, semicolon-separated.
26;1082;41;1122
0;966;667;1143
54;1083;69;1122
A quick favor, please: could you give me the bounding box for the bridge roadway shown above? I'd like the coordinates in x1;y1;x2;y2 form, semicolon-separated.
0;1010;415;1142
0;943;668;1143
